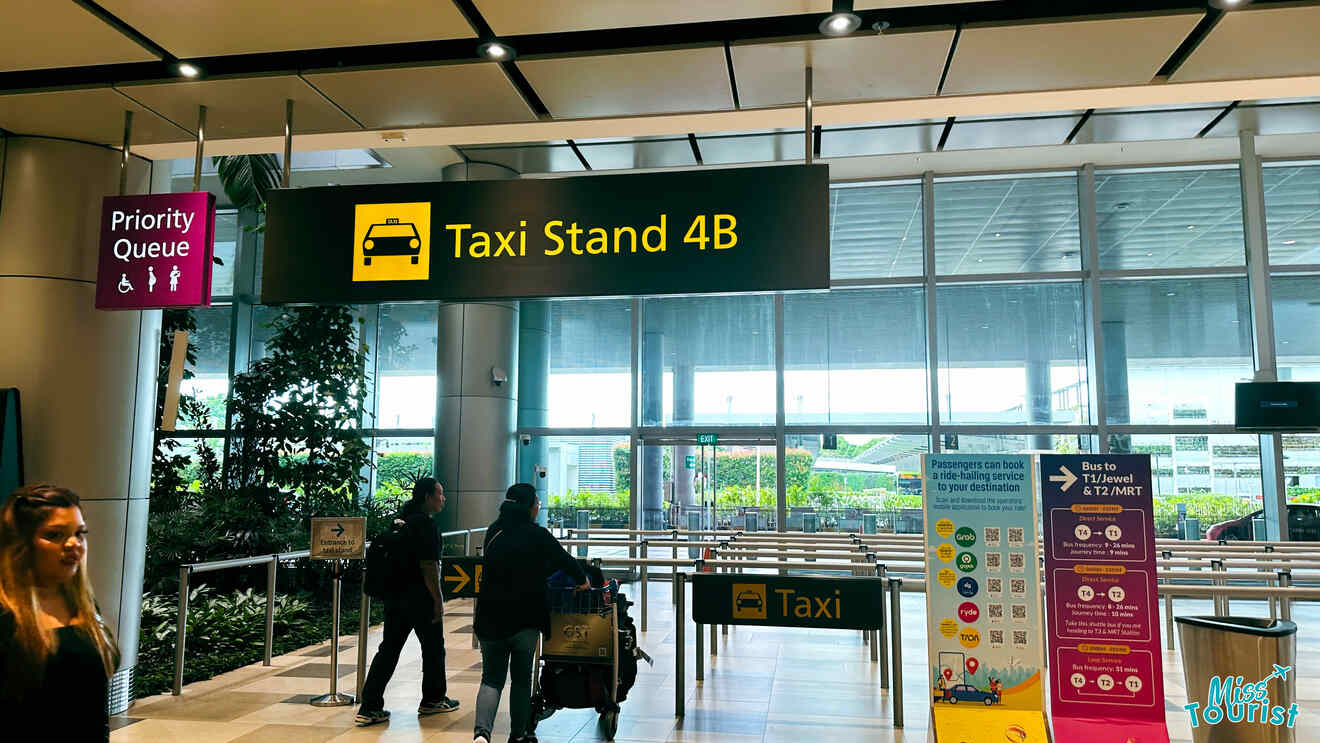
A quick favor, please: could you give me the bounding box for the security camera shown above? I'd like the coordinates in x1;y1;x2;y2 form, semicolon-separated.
491;366;508;386
519;434;531;446
534;465;547;479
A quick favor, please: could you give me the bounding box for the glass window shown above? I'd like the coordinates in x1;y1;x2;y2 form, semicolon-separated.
181;307;232;429
541;435;632;549
210;210;239;299
933;174;1080;275
1109;434;1264;537
371;436;434;503
802;433;929;533
1100;278;1253;425
641;294;775;427
546;299;632;428
1284;435;1320;504
944;434;1092;454
1272;275;1320;381
784;287;927;425
935;283;1089;425
375;303;438;429
1263;164;1320;265
1095;167;1244;270
638;441;781;533
829;182;924;279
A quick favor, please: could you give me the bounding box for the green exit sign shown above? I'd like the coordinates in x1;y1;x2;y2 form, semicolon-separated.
696;433;718;446
685;455;696;469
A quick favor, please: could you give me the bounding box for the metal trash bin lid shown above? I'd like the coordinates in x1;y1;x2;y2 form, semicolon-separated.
1175;616;1297;637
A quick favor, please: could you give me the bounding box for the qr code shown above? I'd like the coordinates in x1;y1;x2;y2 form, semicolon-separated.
989;630;1005;647
986;552;1003;572
1012;604;1028;623
1011;578;1027;597
1009;553;1026;573
984;527;1002;547
988;578;1004;596
1013;630;1028;647
988;603;1004;623
1008;527;1025;547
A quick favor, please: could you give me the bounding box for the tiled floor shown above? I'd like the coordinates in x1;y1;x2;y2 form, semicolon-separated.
112;583;1319;742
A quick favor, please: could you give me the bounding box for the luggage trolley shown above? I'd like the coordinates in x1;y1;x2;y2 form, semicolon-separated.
532;583;643;740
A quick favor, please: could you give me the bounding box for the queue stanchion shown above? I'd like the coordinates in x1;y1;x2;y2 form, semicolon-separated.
472;545;482;650
1162;550;1175;648
310;560;354;707
675;572;686;718
888;577;904;729
1279;570;1293;621
639;540;649;633
875;563;888;687
356;580;370;700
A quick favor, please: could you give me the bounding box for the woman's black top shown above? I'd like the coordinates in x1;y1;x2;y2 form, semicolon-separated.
474;503;586;642
0;608;111;741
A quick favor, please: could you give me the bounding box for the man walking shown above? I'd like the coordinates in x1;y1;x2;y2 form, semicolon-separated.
356;477;461;726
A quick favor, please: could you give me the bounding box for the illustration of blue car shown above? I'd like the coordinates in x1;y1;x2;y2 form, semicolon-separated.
946;684;999;705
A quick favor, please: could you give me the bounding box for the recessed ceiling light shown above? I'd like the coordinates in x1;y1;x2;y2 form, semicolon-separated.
477;41;516;61
1209;0;1252;9
976;258;984;263
1283;240;1298;245
820;0;861;36
1146;252;1154;257
1186;225;1196;230
994;232;1001;237
175;62;202;78
1167;291;1177;297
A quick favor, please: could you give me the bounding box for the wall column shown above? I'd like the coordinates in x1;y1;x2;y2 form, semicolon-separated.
434;162;520;531
1024;293;1053;451
0;136;155;712
641;331;664;529
673;352;696;507
517;300;550;525
1102;321;1132;454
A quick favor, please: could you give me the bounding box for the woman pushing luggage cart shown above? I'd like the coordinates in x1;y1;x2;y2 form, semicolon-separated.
531;563;651;740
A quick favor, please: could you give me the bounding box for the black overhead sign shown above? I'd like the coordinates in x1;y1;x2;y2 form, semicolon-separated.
690;573;885;631
260;164;829;304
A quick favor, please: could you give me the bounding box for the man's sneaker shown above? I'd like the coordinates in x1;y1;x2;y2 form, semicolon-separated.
355;709;390;727
474;735;490;743
418;697;461;716
511;735;539;743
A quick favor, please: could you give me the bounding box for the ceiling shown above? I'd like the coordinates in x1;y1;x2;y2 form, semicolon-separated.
1;1;1319;170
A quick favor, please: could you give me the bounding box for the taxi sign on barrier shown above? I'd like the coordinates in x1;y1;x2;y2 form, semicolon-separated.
442;556;483;599
691;573;884;631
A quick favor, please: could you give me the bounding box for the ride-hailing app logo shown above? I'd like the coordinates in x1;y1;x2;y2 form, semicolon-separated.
732;583;767;620
352;202;430;282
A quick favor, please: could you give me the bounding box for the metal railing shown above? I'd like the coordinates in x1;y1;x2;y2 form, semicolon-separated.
170;527;487;697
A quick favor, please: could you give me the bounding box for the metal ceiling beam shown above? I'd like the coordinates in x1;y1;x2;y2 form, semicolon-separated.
6;0;1289;95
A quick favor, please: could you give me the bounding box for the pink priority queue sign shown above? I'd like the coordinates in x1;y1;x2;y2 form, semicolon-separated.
95;192;216;310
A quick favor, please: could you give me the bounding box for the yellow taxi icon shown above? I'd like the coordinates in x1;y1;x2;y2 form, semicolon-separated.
363;218;421;266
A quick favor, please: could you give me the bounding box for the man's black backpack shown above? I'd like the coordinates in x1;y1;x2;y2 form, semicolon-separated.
364;519;412;600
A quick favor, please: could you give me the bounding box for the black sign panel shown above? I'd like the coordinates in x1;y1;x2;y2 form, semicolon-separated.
261;164;829;304
442;556;482;599
691;573;884;631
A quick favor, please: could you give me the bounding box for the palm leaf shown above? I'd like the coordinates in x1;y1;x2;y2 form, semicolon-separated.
212;154;282;209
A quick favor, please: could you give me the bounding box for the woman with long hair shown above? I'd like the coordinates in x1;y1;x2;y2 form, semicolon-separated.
0;484;119;740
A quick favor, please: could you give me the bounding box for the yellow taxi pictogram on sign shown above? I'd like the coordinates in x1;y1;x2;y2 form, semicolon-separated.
353;202;431;282
732;583;767;620
935;518;955;538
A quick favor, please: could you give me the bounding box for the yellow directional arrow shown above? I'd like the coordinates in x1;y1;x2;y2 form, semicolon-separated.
445;565;470;594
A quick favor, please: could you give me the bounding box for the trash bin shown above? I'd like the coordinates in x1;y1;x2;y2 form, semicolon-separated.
1176;616;1298;743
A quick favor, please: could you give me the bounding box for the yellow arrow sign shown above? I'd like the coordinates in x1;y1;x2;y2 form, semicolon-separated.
445;564;471;594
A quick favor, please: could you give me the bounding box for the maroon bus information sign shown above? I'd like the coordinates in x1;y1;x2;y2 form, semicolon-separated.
95;192;216;310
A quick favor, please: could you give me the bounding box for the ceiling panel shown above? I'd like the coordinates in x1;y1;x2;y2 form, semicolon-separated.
1209;99;1320;138
0;2;157;72
576;137;696;170
822;121;942;158
117;76;359;139
942;13;1200;96
457;142;587;175
1073;105;1225;145
698;129;804;165
1172;5;1320;83
731;31;954;108
304;64;535;129
474;0;987;36
0;88;187;145
97;0;473;57
475;0;825;35
944;112;1081;151
519;48;734;119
